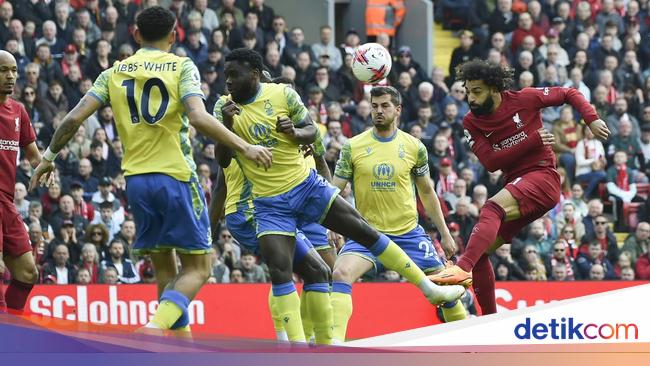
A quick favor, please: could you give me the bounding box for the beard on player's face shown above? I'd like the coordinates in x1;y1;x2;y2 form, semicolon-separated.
469;94;495;116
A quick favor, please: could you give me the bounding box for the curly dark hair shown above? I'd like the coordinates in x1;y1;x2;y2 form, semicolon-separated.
455;59;514;92
136;6;176;42
225;48;264;73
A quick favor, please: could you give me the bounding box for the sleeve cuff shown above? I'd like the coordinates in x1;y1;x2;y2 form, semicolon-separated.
87;92;106;104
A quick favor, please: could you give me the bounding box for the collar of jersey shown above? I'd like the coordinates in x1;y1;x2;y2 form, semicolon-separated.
371;129;397;142
138;47;164;53
240;84;263;105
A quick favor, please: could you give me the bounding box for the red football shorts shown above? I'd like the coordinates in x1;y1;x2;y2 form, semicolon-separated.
498;168;561;243
0;200;32;257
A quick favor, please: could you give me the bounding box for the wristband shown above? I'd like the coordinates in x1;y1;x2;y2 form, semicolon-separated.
43;147;58;162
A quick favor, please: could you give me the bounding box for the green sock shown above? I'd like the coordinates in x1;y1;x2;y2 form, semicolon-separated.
149;300;183;330
305;288;333;345
300;290;313;341
376;241;427;285
330;290;353;342
273;291;306;342
441;301;467;322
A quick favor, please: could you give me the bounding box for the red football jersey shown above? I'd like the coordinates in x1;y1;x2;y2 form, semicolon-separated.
0;98;35;202
463;87;598;184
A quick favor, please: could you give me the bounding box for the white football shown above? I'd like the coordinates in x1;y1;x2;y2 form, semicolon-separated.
352;43;392;84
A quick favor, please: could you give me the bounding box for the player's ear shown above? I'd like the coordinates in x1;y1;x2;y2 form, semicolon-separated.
133;28;142;45
168;29;177;45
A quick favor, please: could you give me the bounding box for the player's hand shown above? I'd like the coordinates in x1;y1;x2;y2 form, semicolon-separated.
327;230;343;250
221;100;241;129
276;116;296;137
440;233;457;259
243;144;273;170
589;119;610;141
29;160;55;192
538;128;555;146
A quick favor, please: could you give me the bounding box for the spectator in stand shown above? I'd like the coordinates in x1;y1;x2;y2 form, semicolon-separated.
323;120;348;151
511;12;546;53
308;66;343;103
312;25;342;71
77;244;100;285
76;8;101;45
588;263;607;280
555;201;586;240
519;219;553;258
569;183;589;218
519;244;548;281
237;250;267;283
488;0;518;35
75;268;92;285
101;266;119;285
443;175;469;213
406;104;438;146
208;246;231;284
230;268;246;283
622;222;650;264
84;222;110;261
390;46;429;87
447;197;476;246
442;81;470;121
545;239;576;280
607;98;641;138
88;141;108;179
613;251;634;279
350;100;372;136
607;150;645;230
29;222;48;270
41;244;76;285
41;80;69;122
575;125;607;199
282;26;312;66
564;67;591;102
70;182;94;222
75;158;99;195
100;239;140;284
26;201;54;243
36;20;65;56
449;30;481;82
395;71;417;122
580;214;619;264
552;105;582;182
14;183;30;220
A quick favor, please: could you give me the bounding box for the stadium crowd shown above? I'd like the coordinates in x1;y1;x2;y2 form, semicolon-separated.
3;0;650;286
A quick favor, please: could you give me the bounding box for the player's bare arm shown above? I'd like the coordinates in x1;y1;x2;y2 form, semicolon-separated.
276;115;317;145
209;169;227;242
23;141;41;169
331;175;348;192
29;95;101;190
314;154;332;182
415;174;456;258
184;95;273;169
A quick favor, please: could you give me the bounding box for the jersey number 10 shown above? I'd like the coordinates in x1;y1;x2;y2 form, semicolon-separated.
121;78;169;124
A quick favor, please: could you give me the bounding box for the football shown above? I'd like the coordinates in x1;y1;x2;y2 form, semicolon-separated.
351;43;392;84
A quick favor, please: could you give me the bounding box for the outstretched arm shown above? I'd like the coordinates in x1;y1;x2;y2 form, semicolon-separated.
209;169;228;241
29;95;102;190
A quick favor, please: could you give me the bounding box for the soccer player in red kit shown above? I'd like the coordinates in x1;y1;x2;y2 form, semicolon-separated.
0;50;41;313
429;60;610;314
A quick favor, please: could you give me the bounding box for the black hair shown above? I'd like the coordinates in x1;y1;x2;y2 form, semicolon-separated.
136;6;176;42
225;48;264;73
455;59;514;92
370;85;402;106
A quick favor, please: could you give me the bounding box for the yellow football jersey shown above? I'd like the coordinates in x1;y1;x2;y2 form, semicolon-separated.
213;83;312;197
223;161;254;216
88;48;203;181
334;129;430;235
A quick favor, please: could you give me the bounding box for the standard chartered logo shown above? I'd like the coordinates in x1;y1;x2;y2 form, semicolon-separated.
371;162;396;191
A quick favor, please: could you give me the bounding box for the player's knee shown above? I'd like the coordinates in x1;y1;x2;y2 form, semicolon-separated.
303;260;331;284
267;266;293;283
332;265;353;283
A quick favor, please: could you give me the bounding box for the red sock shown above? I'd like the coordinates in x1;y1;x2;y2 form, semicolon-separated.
472;254;496;315
457;201;505;272
5;278;33;313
